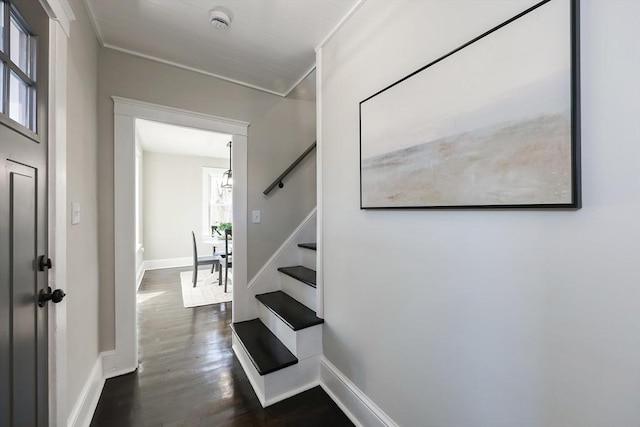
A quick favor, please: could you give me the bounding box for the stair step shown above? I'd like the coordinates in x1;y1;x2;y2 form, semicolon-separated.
256;291;324;331
278;266;316;288
232;319;298;375
298;243;316;251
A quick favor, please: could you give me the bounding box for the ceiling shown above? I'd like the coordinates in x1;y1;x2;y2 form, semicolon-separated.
135;119;231;159
83;0;358;96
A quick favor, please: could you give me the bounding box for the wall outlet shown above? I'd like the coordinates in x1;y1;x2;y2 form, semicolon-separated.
252;210;261;224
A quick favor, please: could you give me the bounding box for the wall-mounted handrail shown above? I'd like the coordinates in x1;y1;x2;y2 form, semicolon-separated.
263;142;317;195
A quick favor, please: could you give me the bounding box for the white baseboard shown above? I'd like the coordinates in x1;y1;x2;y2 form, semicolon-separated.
101;350;116;377
266;380;321;407
232;334;320;408
136;266;144;291
138;257;194;290
67;353;106;427
143;257;191;271
320;357;398;427
101;349;137;380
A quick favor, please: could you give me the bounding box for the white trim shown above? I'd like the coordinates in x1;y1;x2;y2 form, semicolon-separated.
232;336;321;408
81;0;103;46
100;350;116;378
202;166;232;236
265;382;321;408
283;65;316;98
105;45;287;97
112;96;249;136
114;109;139;377
202;169;209;236
142;257;192;271
248;207;317;288
67;354;105;427
230;134;249;322
136;250;145;291
257;303;323;359
320;357;398;427
134;147;143;250
41;0;75;37
315;0;368;51
45;18;69;427
232;339;266;405
101;350;134;380
281;274;316;312
315;47;324;318
113;97;249;376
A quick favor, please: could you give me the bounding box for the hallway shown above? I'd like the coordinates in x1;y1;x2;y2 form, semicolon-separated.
90;267;352;426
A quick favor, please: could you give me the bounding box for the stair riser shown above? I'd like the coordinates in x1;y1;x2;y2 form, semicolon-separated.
258;304;323;360
232;334;320;407
300;249;316;271
281;275;316;311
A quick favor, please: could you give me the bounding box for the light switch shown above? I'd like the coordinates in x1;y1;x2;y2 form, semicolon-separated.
252;210;261;224
71;202;80;225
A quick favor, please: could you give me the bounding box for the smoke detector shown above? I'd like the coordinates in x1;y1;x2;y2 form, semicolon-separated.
209;7;232;30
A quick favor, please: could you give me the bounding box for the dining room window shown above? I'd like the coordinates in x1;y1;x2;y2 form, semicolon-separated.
202;167;232;236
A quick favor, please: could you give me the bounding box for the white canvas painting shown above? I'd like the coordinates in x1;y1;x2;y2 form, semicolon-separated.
360;0;577;208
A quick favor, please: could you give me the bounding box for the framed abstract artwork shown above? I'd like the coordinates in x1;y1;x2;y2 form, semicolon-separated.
359;0;580;209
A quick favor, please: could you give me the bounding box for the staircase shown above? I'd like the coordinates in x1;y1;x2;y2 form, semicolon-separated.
231;242;322;407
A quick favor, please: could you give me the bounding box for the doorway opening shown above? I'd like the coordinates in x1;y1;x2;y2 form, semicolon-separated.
110;97;248;378
134;119;234;308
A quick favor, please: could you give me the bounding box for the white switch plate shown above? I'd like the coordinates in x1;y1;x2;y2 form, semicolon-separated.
252;210;261;224
71;201;80;225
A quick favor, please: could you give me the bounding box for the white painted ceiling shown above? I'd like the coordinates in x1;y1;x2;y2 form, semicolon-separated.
83;0;358;96
135;119;232;159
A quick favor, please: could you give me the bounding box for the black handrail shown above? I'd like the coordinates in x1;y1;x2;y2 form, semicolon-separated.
263;142;317;195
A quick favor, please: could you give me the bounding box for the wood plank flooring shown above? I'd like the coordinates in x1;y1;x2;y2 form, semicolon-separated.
90;267;353;426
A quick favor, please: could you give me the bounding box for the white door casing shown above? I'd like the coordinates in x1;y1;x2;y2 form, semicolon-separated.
111;98;249;378
40;1;75;425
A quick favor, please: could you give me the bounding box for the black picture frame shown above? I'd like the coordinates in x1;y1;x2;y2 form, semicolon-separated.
359;0;580;210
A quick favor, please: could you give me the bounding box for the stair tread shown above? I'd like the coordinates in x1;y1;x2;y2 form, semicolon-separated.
232;319;298;375
256;291;324;331
298;243;316;251
277;266;316;288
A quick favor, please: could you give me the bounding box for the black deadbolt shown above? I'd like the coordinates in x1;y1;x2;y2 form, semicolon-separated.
39;255;53;271
38;287;66;307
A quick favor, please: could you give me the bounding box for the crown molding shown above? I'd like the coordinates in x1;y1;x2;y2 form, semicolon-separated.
41;0;76;37
315;0;367;52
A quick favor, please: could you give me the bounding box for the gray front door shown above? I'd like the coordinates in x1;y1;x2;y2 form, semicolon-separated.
0;0;50;425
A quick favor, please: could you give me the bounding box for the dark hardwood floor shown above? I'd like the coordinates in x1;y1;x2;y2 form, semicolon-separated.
91;267;353;427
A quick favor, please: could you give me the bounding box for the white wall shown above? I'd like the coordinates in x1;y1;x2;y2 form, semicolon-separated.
319;1;640;426
142;152;227;261
247;71;317;278
65;0;100;415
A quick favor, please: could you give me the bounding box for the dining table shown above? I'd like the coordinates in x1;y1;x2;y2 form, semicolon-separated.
202;235;232;287
202;235;233;256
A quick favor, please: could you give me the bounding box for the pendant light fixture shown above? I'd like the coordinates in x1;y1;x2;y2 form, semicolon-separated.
221;141;232;189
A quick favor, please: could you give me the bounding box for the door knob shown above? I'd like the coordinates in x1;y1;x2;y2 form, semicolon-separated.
38;287;66;307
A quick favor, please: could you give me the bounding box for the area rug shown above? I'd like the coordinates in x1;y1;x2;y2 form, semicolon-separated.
179;269;232;308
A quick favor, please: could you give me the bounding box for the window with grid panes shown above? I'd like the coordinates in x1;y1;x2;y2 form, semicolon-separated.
0;0;37;134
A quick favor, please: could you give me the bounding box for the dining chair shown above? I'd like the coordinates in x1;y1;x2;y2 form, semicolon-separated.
220;229;232;292
192;231;221;287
